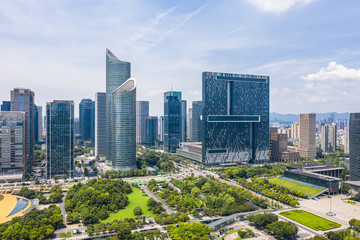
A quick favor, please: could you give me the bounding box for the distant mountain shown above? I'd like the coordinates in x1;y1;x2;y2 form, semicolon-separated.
270;112;350;123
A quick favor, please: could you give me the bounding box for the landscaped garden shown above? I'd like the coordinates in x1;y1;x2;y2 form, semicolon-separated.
279;210;341;231
269;178;323;196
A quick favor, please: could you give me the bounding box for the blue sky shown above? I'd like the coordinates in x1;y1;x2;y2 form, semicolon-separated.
1;0;360;116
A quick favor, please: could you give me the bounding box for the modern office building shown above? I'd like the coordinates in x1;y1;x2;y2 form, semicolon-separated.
46;101;74;179
10;88;35;170
350;113;360;181
79;99;95;145
188;108;192;141
159;116;164;142
0;112;25;177
320;124;329;152
344;126;349;153
329;124;337;152
34;105;43;143
202;72;269;165
106;49;136;170
164;91;182;153
145;116;158;147
1;101;10;111
269;127;300;162
191;101;202;142
299;113;316;160
95;92;106;156
136;101;149;145
181;100;187;142
291;122;299;139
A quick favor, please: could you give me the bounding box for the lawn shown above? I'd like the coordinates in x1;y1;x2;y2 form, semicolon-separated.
102;187;156;222
269;178;323;196
280;210;341;231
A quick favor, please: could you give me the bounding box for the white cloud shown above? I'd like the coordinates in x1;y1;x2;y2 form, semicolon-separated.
144;89;166;97
301;61;360;81
246;0;316;13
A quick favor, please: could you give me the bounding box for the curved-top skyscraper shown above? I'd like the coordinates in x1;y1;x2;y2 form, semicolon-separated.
106;49;137;170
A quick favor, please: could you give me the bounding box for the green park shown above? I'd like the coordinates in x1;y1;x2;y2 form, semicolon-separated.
280;210;341;231
269;178;323;196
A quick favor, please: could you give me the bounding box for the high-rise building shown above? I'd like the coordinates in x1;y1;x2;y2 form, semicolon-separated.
46;101;74;179
191;101;202;142
1;101;10;111
329;124;337;152
291;122;299;139
164;91;182;153
74;118;80;134
34;105;43;143
79;99;95;145
299;113;316;160
159;116;164;142
320;125;329;152
136;101;149;145
95;92;106;156
181;100;187;142
269;127;300;162
349;113;360;181
188;108;192;141
0;112;25;177
202;72;269;165
106;49;136;170
145;116;158;147
344;126;349;153
10;88;35;171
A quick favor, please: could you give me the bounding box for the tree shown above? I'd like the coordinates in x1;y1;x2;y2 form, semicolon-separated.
166;222;213;240
248;213;278;228
133;206;143;216
267;221;298;239
316;147;323;159
191;187;201;197
326;231;344;240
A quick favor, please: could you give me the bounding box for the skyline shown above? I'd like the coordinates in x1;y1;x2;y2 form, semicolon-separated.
1;0;360;116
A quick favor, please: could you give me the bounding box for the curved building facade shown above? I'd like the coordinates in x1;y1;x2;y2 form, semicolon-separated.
106;49;136;170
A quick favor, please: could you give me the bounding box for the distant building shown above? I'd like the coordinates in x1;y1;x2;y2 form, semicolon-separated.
181;100;187;142
159;116;164;142
95;92;106;156
145;116;158;147
0;112;25;177
74;118;80;134
191;101;202;142
350;113;360;181
46;100;74;179
106;49;136;170
188;108;192;141
329;124;337;152
34;105;43;143
320;125;329;152
344;126;349;153
202;72;269;165
136;101;149;145
291;122;299;139
299;113;316;160
0;101;10;111
164;91;182;153
269;127;300;162
11;88;35;170
79;99;95;145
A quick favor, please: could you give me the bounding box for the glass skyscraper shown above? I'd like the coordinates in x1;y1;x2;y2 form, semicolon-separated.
106;49;136;170
202;72;269;165
191;101;202;142
181;100;187;142
136;101;149;145
145;116;158;147
34;105;43;143
46;100;74;179
95;92;106;156
350;113;360;181
79;99;95;145
164;91;182;153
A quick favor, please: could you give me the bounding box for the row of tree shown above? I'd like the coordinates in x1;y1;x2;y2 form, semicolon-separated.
216;163;286;179
16;185;62;204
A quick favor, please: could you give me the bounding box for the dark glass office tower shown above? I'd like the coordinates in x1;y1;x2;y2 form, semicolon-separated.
10;88;35;172
350;113;360;181
106;49;136;170
34;105;43;144
1;101;10;111
46;101;74;178
136;101;149;145
79;99;95;145
145;116;158;147
95;92;106;156
192;101;202;142
164;91;182;153
202;72;269;165
181;100;187;142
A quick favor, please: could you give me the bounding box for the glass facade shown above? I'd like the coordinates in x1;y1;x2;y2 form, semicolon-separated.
106;49;136;170
79;99;95;145
164;91;182;153
0;112;25;176
181;100;187;142
46;101;74;178
350;113;360;181
202;72;269;165
136;101;149;145
95;92;106;156
34;105;43;143
191;101;202;142
1;101;10;111
145;116;158;147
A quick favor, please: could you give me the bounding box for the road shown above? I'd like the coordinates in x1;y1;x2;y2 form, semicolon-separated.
140;185;175;214
167;181;182;193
